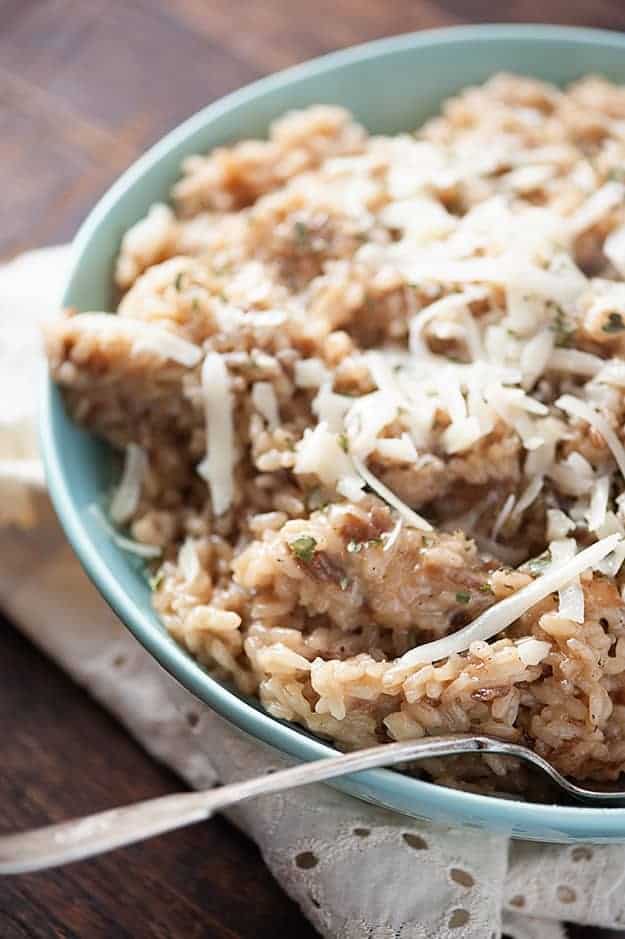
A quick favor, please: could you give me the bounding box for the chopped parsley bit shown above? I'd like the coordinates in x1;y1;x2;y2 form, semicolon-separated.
174;272;185;291
191;297;200;312
608;167;625;183
549;304;574;347
294;220;310;246
455;591;471;604
602;312;625;334
526;550;552;576
422;536;432;547
289;535;318;563
338;432;349;453
339;576;350;591
149;570;164;591
479;582;494;595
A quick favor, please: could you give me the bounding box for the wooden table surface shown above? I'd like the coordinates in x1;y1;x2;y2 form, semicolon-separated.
3;2;625;936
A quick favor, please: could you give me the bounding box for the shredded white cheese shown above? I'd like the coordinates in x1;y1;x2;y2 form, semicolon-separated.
383;517;403;552
547;348;605;378
385;534;620;671
178;537;201;581
568;181;625;236
586;475;611;533
351;455;432;531
336;475;366;502
88;504;162;559
110;444;148;525
546;508;575;540
294;422;353;487
491;493;516;540
510;475;544;522
374;434;418;462
198;352;235;516
556;394;625;480
550;539;585;624
73;313;202;366
252;382;280;430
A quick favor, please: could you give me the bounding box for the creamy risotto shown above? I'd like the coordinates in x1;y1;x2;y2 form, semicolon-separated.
47;74;625;793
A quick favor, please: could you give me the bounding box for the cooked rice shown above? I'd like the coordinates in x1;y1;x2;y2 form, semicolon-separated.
47;76;625;793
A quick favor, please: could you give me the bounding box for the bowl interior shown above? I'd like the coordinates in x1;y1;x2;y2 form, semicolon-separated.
41;25;625;842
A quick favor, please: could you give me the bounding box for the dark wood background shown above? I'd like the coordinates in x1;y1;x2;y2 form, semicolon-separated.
2;2;625;936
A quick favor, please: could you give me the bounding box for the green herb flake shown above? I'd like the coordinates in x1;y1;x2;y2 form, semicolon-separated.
455;591;471;604
289;535;317;563
174;272;185;291
479;582;494;595
339;576;350;591
338;433;349;453
602;312;625;334
526;550;552;576
608;167;625;183
149;570;164;591
191;297;200;312
549;305;574;347
294;220;310;246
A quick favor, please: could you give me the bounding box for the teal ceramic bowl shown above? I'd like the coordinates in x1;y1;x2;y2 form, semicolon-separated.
41;24;625;842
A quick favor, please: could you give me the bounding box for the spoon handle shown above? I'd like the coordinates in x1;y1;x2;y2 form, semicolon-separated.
0;735;491;874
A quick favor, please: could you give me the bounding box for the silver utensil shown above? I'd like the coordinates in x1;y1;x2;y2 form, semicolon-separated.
1;733;622;875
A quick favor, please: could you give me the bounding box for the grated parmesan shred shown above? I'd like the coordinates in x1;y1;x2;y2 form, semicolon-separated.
510;475;544;522
568;181;625;237
491;493;516;540
351;455;433;531
252;381;280;430
550;539;585;624
556;394;625;480
88;504;162;559
110;443;148;525
73;313;202;366
198;352;235;516
586;475;611;533
385;534;620;673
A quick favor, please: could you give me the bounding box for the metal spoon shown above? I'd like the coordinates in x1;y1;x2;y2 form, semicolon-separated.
1;733;623;875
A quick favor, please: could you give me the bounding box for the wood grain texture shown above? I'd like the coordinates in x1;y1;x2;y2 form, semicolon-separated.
2;1;625;935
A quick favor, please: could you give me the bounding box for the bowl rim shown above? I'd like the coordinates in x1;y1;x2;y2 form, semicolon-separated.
41;23;625;840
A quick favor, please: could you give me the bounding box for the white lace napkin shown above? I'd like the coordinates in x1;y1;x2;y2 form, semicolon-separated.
4;246;625;939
